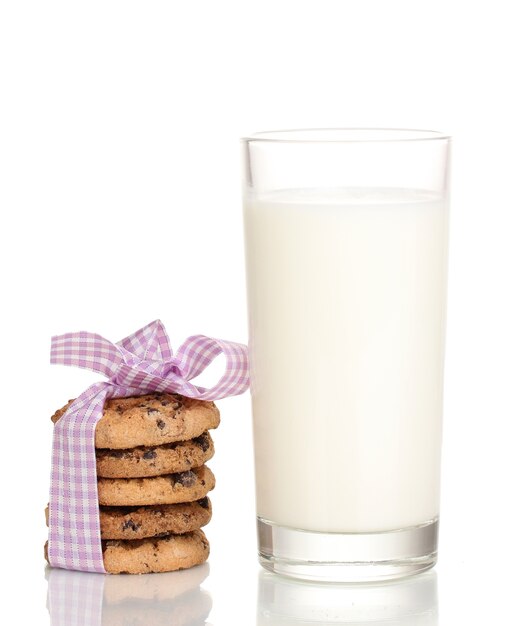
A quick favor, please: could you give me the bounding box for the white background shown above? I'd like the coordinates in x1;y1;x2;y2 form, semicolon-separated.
1;1;505;624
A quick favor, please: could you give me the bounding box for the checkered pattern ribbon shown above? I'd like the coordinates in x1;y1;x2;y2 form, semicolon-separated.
48;320;249;572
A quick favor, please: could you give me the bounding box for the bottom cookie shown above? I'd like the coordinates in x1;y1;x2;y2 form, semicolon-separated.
103;530;210;574
45;530;210;574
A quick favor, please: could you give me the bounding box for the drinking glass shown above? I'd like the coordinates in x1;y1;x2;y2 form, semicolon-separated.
241;128;451;582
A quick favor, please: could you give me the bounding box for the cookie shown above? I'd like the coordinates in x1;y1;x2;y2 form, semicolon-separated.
99;498;212;539
102;530;210;574
51;393;220;449
45;498;212;540
45;530;210;574
97;466;215;506
96;432;214;478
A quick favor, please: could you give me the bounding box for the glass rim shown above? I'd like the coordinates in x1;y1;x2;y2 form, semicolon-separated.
241;128;451;144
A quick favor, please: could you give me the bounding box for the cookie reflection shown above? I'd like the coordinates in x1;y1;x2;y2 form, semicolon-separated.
46;563;212;626
257;570;438;626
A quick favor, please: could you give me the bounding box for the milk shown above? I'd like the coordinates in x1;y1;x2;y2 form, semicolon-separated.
244;188;449;533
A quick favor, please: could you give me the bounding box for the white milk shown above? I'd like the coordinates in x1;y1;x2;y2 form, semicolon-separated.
244;188;449;533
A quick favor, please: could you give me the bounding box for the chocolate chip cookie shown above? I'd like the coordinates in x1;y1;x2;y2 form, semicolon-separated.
99;498;212;539
52;393;220;449
97;466;215;506
45;530;210;574
96;432;214;478
45;498;212;540
102;530;210;574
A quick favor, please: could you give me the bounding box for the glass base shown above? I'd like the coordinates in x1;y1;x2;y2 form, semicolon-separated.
257;517;438;583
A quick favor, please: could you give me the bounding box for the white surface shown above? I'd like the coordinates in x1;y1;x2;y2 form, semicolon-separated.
246;189;448;532
0;0;505;624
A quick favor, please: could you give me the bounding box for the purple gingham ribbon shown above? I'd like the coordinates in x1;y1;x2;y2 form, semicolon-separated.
48;320;249;572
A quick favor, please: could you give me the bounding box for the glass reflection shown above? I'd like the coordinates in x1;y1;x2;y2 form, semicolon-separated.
46;563;212;626
257;570;438;626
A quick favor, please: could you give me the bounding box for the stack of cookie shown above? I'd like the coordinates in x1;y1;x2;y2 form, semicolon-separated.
48;393;219;574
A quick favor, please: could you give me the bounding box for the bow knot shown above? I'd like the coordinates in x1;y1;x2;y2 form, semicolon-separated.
51;319;249;400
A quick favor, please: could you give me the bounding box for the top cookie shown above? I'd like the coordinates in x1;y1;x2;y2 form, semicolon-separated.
51;393;220;449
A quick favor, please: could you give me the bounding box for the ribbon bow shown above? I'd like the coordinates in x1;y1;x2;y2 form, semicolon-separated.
48;320;249;573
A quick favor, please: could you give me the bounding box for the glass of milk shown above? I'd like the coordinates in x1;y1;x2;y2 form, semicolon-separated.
241;129;451;582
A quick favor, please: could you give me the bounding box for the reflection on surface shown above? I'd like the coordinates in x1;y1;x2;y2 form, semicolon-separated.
46;563;212;626
257;570;438;626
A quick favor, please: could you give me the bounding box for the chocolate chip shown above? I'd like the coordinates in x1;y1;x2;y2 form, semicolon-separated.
156;419;166;430
197;497;209;509
122;519;139;532
160;400;169;406
147;407;160;415
174;470;196;487
195;433;210;452
142;449;157;460
115;405;125;414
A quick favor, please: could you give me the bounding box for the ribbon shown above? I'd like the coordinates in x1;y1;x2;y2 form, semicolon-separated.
48;320;249;572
